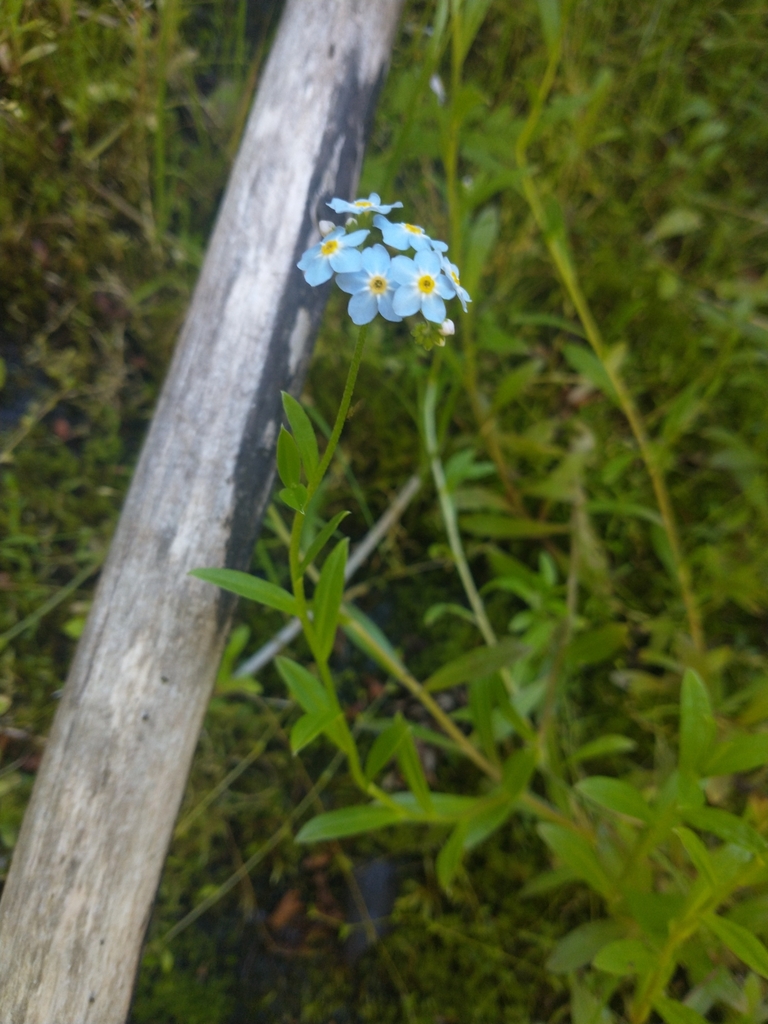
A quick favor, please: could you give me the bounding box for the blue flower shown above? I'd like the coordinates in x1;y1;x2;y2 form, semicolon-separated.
374;214;434;252
430;238;449;253
390;250;454;323
336;244;402;325
328;193;403;216
297;227;369;286
441;257;471;312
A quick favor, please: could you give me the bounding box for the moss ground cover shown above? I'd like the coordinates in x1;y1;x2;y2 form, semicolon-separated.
2;1;768;1022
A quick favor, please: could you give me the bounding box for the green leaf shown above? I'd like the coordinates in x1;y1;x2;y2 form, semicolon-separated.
519;867;578;897
576;777;652;823
463;797;515;849
458;0;495;65
704;913;768;979
653;996;708;1024
280;484;307;512
536;0;561;56
538;824;614;899
565;625;628;670
340;604;405;674
673;827;718;886
593;939;655;976
547;920;623;973
424;637;520;692
290;709;342;754
683;807;768;855
679;669;716;775
624;890;686;939
296;805;403;843
459;514;570;539
436;823;468;890
390;791;476;820
364;722;405;782
469;676;498;761
649;208;703;242
190;568;298;615
562;343;619;404
299;511;350;576
568;735;637;765
502;748;537;800
463;206;499;298
395;715;432;813
492;359;544;412
275;657;329;715
282;392;319;478
703;733;768;776
313;539;348;662
277;425;302;488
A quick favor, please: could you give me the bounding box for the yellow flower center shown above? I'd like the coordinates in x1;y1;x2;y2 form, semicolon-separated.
451;270;460;285
354;200;373;208
417;274;436;294
369;275;387;295
405;224;424;235
320;238;339;256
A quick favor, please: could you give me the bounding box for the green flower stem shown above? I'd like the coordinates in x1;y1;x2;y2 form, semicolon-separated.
312;324;368;496
337;611;575;839
424;371;536;743
514;34;704;653
443;7;525;515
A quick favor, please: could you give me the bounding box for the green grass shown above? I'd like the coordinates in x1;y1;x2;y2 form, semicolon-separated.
2;1;768;1022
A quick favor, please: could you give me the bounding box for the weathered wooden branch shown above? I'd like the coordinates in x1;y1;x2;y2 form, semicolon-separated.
0;2;403;1020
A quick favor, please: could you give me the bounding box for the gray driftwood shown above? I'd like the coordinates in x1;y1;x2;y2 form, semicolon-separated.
0;2;403;1020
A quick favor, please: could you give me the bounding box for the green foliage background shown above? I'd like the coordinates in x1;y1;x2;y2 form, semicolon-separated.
1;1;768;1022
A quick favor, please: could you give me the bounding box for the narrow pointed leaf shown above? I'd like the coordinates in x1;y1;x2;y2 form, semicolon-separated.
313;539;348;662
282;392;319;478
704;913;768;979
280;484;307;512
683;807;768;855
547;920;623;973
502;748;537;800
275;656;329;715
190;568;298;615
290;709;343;754
576;776;652;823
703;734;768;776
538;823;614;899
436;822;468;890
679;669;716;775
654;996;709;1024
593;939;654;976
340;603;405;673
296;805;403;843
568;735;637;765
277;425;302;488
673;827;718;886
469;676;498;761
299;511;350;576
396;716;432;813
424;637;520;692
463;797;514;849
365;722;406;782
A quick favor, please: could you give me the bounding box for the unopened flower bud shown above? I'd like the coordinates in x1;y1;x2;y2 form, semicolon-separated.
345;216;358;229
439;318;455;337
318;220;335;237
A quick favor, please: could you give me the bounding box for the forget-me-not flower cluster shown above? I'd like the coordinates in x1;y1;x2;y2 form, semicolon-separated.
297;194;471;333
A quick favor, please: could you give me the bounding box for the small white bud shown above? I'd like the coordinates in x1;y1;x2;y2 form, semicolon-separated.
318;220;335;237
345;216;358;229
429;73;446;106
439;318;455;337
